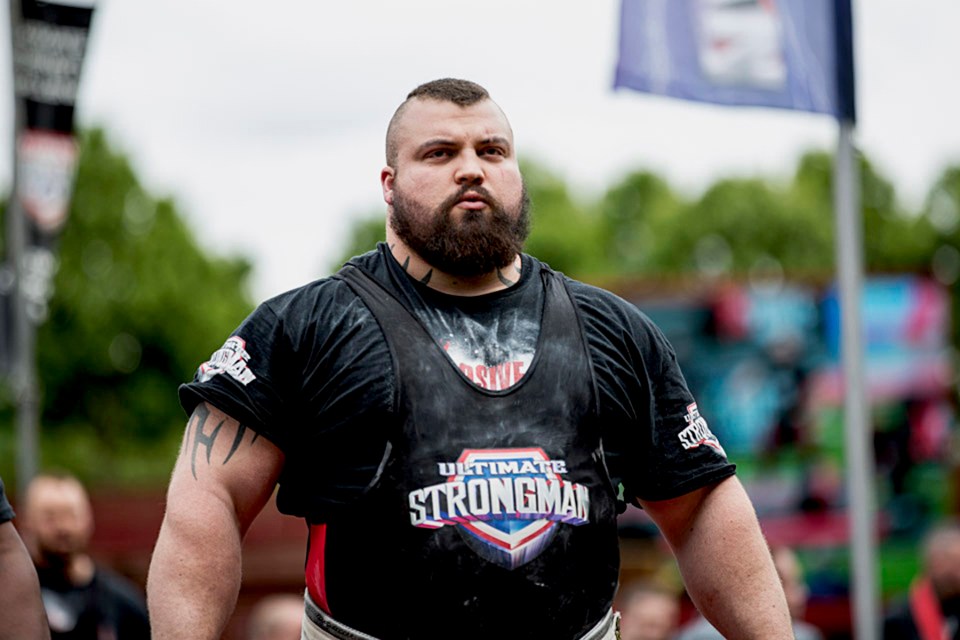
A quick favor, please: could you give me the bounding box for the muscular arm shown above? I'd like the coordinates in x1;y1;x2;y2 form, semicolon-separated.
147;402;284;640
0;521;50;640
638;475;793;640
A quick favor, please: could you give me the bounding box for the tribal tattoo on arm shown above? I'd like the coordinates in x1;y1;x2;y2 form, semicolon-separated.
187;403;260;480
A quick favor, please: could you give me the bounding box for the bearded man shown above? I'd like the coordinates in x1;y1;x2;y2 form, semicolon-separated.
147;78;793;640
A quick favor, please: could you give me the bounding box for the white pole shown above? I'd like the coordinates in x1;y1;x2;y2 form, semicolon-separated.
833;119;879;640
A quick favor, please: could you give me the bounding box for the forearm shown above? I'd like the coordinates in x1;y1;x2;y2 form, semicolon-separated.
146;497;243;640
645;477;793;639
147;402;284;639
0;523;50;640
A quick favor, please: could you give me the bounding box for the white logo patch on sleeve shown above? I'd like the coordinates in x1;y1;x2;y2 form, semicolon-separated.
678;402;726;457
197;336;257;385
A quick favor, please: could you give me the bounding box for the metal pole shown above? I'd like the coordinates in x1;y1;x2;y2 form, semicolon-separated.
833;119;879;640
7;0;40;503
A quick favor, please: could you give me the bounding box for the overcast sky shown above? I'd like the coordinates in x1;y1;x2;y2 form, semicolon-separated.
2;0;957;300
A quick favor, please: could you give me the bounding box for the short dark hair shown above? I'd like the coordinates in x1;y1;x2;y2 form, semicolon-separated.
405;78;490;105
385;78;492;166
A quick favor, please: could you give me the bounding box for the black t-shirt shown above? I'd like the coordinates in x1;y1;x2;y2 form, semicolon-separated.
0;476;14;524
179;244;735;636
37;565;151;640
180;243;733;507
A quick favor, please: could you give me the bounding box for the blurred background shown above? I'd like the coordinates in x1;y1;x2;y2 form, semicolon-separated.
0;1;959;639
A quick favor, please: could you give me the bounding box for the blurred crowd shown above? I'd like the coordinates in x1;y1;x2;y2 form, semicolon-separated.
615;545;823;640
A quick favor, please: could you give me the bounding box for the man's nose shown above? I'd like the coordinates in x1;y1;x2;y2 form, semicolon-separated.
454;153;484;185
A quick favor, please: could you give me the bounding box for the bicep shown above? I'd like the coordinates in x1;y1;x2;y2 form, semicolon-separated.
636;475;751;551
636;485;710;551
167;402;285;535
639;477;792;637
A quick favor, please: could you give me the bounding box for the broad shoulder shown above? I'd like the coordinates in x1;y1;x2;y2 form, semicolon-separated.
558;272;665;337
255;249;383;329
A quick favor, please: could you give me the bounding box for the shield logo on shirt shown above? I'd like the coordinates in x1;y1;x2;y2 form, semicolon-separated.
409;447;590;570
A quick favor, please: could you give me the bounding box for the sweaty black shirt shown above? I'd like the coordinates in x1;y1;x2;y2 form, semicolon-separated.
180;244;734;638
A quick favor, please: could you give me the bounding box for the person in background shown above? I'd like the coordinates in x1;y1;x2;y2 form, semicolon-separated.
883;518;960;640
246;593;304;640
20;472;150;640
675;545;823;640
615;579;681;640
0;475;50;640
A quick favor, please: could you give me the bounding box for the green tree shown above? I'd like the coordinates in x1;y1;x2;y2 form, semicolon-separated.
595;170;682;276
1;128;255;487
922;164;960;346
616;150;937;283
519;159;602;277
333;215;384;271
782;150;937;274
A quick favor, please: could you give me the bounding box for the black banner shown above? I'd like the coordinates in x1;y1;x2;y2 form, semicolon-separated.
13;0;95;133
8;0;96;326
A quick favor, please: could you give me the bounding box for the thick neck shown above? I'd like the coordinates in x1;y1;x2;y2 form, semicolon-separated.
385;228;521;297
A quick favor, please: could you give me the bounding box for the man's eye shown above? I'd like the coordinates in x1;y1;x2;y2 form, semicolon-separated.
481;147;505;156
427;149;452;159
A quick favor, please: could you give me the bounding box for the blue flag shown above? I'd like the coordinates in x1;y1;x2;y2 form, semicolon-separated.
614;0;855;122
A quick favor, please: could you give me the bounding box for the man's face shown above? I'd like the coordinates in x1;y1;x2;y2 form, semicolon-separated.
24;479;93;560
382;98;529;277
929;534;960;600
619;592;679;640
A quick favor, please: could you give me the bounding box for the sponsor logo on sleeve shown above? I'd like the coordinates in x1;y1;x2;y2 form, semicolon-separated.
678;402;726;457
197;336;257;385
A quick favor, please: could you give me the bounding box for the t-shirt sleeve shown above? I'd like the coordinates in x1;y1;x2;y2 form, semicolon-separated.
178;293;298;449
0;476;14;523
569;281;735;502
176;274;395;466
629;316;735;501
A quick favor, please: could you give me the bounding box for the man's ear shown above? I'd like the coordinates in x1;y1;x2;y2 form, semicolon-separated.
381;166;395;206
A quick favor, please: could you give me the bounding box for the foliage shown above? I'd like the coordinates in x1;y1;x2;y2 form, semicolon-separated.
595;170;681;276
0;129;255;489
518;159;605;277
334;215;385;270
922;164;960;346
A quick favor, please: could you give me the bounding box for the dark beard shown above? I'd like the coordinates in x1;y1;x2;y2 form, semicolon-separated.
389;182;530;278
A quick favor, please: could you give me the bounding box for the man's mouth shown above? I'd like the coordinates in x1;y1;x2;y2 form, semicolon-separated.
456;192;489;210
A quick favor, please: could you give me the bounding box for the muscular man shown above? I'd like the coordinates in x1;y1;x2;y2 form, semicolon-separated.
0;476;50;640
147;78;793;640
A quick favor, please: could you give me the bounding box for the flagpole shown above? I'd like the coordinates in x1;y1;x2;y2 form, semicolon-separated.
833;118;879;640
